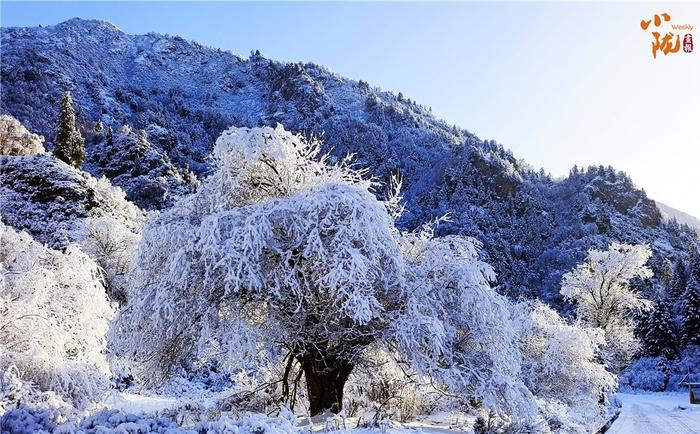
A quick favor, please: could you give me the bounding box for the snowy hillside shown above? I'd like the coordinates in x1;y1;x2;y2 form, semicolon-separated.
1;18;696;304
657;201;700;234
0;154;143;249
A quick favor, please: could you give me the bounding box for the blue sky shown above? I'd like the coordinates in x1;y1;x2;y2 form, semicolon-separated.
2;1;699;217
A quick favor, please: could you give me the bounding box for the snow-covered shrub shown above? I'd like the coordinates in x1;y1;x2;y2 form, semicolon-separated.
85;176;145;228
561;242;653;373
621;345;700;392
619;357;668;391
75;216;140;305
514;301;616;433
0;404;62;434
472;412;548;434
0;406;302;434
0;114;45;156
0;368;74;420
343;349;452;422
114;125;536;421
193;411;299;434
157;358;236;401
214;366;284;413
668;345;700;389
0;222;113;410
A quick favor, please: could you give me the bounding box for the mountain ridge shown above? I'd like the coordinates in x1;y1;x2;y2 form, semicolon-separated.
657;201;700;233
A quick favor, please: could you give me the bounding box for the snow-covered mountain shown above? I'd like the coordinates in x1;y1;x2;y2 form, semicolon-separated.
1;18;697;303
657;202;700;233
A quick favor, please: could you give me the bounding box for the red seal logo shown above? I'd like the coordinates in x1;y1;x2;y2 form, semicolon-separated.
683;34;694;53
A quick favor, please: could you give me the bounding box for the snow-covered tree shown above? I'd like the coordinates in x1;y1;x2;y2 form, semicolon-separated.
53;91;85;168
114;125;535;419
669;259;688;299
644;301;677;358
71;174;144;305
689;242;700;282
681;276;700;346
77;216;141;305
561;242;653;372
0;114;45;156
0;222;113;410
513;301;616;433
657;258;673;289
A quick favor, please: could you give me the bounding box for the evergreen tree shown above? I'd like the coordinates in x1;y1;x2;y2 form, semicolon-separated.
106;127;114;147
644;300;677;358
137;129;149;152
138;129;148;145
658;258;674;289
681;276;700;346
53;91;85;168
669;259;688;299
689;242;700;282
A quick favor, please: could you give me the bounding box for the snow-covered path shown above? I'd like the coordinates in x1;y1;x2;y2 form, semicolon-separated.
608;392;700;434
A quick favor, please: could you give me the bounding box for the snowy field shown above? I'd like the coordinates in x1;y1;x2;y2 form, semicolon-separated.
103;392;474;434
608;392;700;434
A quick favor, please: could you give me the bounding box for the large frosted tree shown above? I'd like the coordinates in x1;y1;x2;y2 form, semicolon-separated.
114;125;534;419
53;91;85;168
561;242;653;372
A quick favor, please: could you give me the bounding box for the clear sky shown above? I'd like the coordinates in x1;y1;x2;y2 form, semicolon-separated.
2;1;699;217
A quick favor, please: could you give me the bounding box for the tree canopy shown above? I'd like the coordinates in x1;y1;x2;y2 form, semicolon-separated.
561;242;653;372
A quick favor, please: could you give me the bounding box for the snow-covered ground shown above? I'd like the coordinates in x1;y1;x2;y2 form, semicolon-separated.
103;392;182;414
608;392;700;434
103;392;473;433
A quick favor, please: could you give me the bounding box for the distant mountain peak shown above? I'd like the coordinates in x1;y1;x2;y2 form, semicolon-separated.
656;201;700;233
57;17;123;33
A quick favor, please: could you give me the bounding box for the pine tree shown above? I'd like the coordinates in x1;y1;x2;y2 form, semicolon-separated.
681;276;700;346
138;129;148;145
658;258;674;289
669;259;688;299
689;242;700;282
53;91;84;168
106;127;114;147
137;129;150;152
644;300;677;358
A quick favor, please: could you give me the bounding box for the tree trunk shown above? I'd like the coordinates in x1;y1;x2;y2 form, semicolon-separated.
298;352;354;416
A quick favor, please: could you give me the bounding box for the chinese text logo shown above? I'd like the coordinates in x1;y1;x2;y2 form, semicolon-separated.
640;13;694;58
